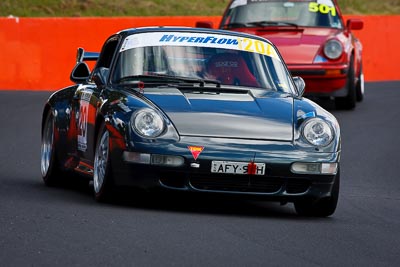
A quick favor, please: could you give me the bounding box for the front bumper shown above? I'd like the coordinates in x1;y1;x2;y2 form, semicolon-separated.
289;63;349;97
110;136;340;202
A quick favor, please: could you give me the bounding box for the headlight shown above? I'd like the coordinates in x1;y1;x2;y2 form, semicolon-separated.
131;108;165;137
323;39;343;60
302;118;334;147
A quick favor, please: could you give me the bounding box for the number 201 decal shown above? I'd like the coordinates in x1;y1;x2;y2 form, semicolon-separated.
237;38;280;61
309;2;337;16
77;89;93;152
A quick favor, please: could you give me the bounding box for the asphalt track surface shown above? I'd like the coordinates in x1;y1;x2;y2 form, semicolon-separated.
0;82;399;266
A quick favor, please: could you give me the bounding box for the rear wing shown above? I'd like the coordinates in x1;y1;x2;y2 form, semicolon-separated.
70;48;99;83
76;47;99;63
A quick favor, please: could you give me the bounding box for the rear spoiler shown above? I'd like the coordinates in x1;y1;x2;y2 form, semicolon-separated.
70;48;99;83
76;47;99;63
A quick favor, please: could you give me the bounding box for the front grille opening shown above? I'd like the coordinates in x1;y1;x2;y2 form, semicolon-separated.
189;174;283;193
159;174;187;189
285;179;311;194
159;171;311;195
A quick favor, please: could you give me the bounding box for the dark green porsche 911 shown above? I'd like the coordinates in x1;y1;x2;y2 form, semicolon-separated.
41;27;341;217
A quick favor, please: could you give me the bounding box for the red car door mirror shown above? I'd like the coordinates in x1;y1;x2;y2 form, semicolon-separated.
347;19;364;31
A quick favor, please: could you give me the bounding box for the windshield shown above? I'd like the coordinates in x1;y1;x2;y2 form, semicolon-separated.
111;32;296;93
221;0;342;29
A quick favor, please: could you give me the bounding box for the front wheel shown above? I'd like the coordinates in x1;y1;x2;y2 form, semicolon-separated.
335;56;356;110
93;123;115;202
294;170;340;217
356;63;365;102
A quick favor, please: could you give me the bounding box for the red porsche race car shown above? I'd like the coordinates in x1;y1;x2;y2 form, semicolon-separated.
197;0;364;109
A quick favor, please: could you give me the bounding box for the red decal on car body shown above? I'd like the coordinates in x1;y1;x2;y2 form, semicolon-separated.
188;146;204;160
138;81;145;93
247;162;257;175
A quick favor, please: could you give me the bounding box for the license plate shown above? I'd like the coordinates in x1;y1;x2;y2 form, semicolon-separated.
211;161;266;175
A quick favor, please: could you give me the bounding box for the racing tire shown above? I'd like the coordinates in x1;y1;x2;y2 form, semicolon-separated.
335;56;356;110
294;170;340;217
93;123;115;202
41;112;64;186
356;63;364;102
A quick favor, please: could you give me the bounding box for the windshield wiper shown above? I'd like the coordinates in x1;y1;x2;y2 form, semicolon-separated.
172;76;221;87
179;86;250;95
117;74;182;83
247;21;299;28
117;74;221;87
222;22;252;29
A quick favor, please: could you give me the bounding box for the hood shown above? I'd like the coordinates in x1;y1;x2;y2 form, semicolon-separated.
236;27;340;64
141;88;294;141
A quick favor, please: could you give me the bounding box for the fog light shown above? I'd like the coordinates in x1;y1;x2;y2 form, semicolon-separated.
291;163;321;174
151;154;184;167
291;162;338;175
123;152;151;164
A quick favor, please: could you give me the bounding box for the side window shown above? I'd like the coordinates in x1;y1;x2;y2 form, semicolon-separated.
90;36;119;84
96;37;119;69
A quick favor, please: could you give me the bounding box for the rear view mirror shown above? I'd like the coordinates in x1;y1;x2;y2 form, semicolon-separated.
70;62;90;83
293;76;306;96
347;19;363;31
92;67;109;87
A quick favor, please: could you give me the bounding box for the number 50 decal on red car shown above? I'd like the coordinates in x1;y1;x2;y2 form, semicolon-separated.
309;2;337;16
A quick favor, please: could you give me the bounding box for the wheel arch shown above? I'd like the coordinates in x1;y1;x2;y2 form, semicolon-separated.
41;104;52;135
94;113;106;155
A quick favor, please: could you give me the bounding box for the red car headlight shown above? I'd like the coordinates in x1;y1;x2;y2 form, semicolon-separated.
323;39;343;60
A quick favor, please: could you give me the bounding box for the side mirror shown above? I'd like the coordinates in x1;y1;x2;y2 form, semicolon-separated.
92;67;109;87
293;76;306;96
195;21;214;29
347;19;363;31
70;62;90;83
